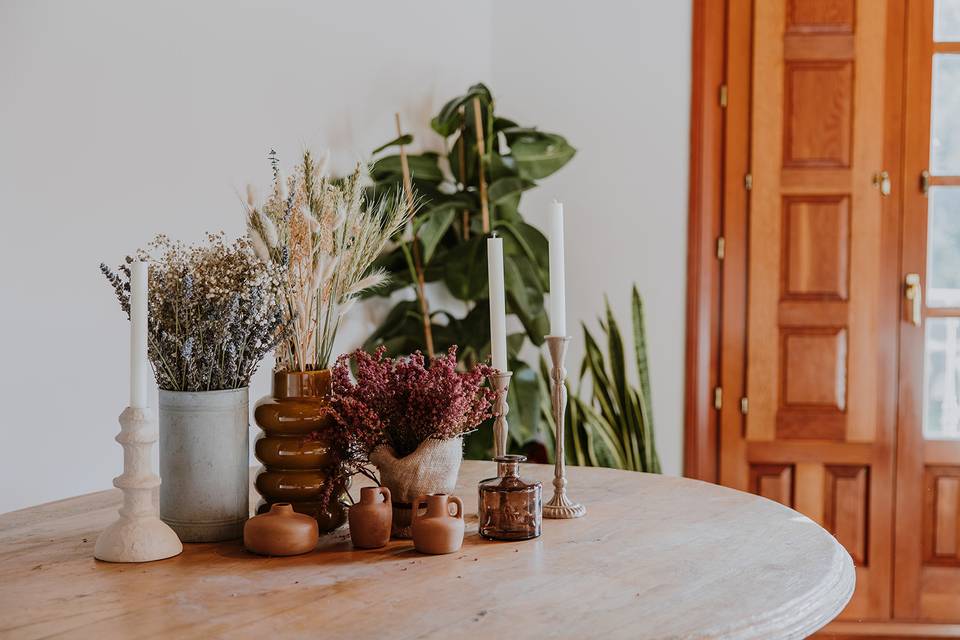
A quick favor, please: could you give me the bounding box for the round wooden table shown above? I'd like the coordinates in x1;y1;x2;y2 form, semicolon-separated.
0;461;854;639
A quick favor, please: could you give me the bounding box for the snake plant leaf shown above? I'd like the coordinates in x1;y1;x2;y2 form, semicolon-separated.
632;286;661;473
372;134;414;155
508;131;577;180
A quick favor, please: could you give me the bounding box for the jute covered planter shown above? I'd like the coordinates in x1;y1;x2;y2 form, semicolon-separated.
371;437;463;539
159;387;250;542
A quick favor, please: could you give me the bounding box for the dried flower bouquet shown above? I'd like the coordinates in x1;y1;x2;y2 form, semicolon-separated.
101;233;286;391
329;346;497;460
244;150;413;372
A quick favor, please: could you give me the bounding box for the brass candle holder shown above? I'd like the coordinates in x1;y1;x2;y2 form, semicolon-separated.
544;335;586;519
490;370;513;457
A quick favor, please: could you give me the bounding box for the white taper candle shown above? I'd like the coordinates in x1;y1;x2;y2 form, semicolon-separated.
487;235;509;372
549;200;567;337
130;261;149;409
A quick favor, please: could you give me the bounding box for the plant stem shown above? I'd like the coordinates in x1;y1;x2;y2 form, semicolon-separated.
472;97;490;234
395;113;435;358
458;106;469;240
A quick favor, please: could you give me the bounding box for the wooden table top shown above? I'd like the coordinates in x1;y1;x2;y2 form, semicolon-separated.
0;461;854;640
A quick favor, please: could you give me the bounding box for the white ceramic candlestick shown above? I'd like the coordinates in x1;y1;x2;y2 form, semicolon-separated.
490;371;513;458
94;261;182;562
543;335;585;519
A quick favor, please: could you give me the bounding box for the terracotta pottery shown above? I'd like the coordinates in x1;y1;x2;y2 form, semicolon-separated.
254;370;347;533
348;486;392;549
410;493;464;555
243;503;319;556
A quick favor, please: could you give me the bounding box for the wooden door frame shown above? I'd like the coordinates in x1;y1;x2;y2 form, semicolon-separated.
684;0;726;483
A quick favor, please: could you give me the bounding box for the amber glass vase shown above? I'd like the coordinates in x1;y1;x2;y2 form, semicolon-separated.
478;455;542;541
253;370;346;533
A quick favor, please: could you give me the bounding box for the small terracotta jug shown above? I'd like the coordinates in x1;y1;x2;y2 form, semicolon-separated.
243;502;319;556
411;493;464;555
348;486;392;549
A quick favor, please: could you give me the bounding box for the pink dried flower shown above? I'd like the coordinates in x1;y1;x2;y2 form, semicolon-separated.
329;345;497;459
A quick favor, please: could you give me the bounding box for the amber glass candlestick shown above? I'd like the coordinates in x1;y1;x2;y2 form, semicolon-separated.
544;335;586;519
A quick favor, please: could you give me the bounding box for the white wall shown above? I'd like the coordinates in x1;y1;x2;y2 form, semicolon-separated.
492;0;692;476
0;0;493;514
0;0;690;514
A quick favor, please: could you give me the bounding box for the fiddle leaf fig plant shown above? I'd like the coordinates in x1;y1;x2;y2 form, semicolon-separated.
363;83;576;458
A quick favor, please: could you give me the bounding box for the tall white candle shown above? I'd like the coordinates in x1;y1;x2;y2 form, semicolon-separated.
549;200;567;337
130;260;150;409
487;235;509;372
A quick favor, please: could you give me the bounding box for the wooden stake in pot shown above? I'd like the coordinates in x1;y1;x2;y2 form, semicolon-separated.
395;113;435;358
472;97;490;234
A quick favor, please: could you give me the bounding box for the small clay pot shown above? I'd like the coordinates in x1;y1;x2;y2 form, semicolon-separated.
243;503;318;556
348;486;392;549
411;493;464;555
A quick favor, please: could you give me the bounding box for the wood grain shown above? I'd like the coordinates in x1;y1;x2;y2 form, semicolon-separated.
0;462;854;640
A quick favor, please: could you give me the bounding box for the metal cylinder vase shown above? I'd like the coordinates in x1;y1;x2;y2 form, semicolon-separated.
159;387;250;542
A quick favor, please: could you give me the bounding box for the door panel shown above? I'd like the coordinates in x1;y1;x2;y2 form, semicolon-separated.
732;0;898;619
896;0;960;622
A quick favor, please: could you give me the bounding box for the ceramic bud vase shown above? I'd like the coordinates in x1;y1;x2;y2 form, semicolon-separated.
254;370;347;533
243;503;319;556
348;486;392;549
411;493;464;555
159;387;249;542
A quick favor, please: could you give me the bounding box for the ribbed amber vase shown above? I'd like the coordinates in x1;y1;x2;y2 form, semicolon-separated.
253;370;346;533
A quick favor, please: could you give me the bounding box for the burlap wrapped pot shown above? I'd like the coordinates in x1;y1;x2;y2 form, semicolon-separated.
370;437;462;539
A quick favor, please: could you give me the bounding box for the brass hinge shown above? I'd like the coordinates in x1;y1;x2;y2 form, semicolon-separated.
714;387;723;410
921;169;931;196
716;236;725;260
744;173;753;191
740;397;749;415
719;84;728;108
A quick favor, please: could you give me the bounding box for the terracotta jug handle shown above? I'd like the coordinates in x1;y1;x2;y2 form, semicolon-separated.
448;495;463;519
378;486;391;505
411;494;428;525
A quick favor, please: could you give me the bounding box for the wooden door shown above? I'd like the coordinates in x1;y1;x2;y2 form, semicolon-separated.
721;0;901;620
895;0;960;622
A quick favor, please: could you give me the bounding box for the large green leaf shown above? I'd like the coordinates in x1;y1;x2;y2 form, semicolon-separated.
415;204;457;263
372;134;414;155
508;131;577;180
370;153;443;184
431;83;493;137
443;236;487;301
487;177;535;205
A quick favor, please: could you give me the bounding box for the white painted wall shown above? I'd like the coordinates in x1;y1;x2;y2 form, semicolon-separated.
0;0;691;514
492;0;692;477
0;0;493;514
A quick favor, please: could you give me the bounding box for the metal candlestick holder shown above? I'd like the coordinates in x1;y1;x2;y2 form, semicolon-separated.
490;370;513;457
544;335;586;519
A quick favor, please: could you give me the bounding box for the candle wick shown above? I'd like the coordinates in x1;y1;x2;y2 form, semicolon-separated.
491;231;498;238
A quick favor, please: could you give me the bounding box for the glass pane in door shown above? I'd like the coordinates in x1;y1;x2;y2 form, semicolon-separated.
935;0;960;41
931;55;960;173
927;187;960;307
924;317;960;439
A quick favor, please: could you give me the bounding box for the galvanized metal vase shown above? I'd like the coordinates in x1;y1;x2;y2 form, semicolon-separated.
159;387;250;542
